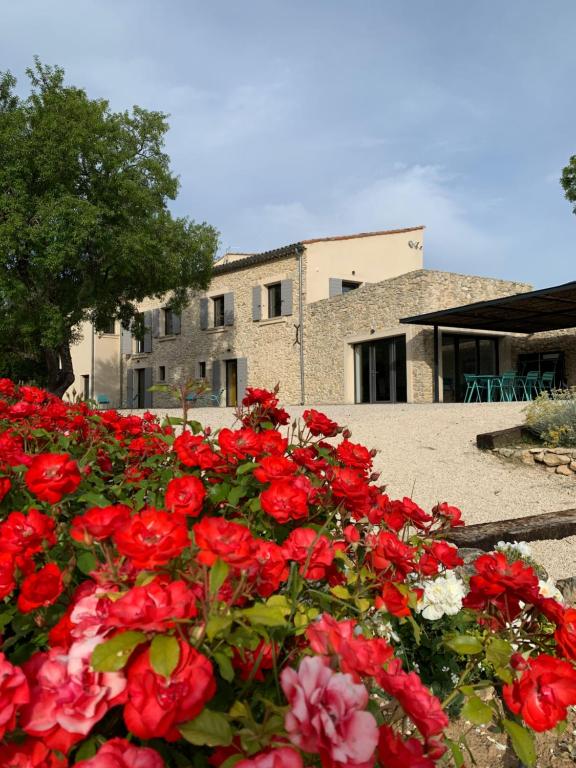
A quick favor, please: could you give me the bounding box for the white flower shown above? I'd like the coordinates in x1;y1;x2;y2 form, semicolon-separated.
538;577;564;603
495;541;532;558
416;571;466;621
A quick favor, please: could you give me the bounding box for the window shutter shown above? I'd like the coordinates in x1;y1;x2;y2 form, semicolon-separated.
152;309;160;338
172;312;181;335
120;326;132;355
252;286;262;321
211;360;221;403
144;368;154;408
143;311;152;353
236;357;248;403
329;278;342;298
224;293;234;326
200;298;208;330
126;369;134;409
281;279;293;316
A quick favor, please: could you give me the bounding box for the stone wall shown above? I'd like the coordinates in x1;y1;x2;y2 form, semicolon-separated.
511;328;576;387
493;446;576;477
126;252;304;408
304;270;531;403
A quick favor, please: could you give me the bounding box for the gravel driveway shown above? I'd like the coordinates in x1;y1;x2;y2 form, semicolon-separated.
143;402;576;580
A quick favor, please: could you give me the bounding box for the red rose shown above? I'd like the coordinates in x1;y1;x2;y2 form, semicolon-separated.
378;659;448;739
432;502;464;527
335;440;373;472
330;468;370;509
236;748;303;768
0;551;15;600
0;651;29;739
0;509;56;561
193;517;255;568
258;430;288;456
18;563;63;613
0;737;67;768
173;432;221;469
503;654;576;732
70;504;132;544
218;428;261;460
261;479;309;524
375;582;411;617
282;528;334;580
378;725;436;768
291;446;329;476
253;456;297;483
105;579;197;632
232;640;276;681
114;508;189;569
0;378;16;397
0;476;11;503
25;454;82;504
302;409;339;437
124;640;215;740
368;531;416;580
164;475;206;517
75;738;164;768
248;539;289;597
555;607;576;660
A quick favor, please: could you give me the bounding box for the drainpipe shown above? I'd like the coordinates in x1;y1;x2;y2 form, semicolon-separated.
90;321;95;401
433;325;439;403
298;246;305;405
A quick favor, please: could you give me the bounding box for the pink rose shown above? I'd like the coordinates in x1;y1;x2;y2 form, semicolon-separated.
21;636;127;754
0;651;29;739
281;656;378;768
75;737;164;768
236;748;303;768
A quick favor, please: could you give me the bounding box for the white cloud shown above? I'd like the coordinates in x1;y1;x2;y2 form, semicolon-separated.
232;165;512;275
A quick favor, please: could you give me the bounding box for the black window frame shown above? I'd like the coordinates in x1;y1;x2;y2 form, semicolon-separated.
341;280;361;294
101;318;116;335
163;308;174;336
198;361;206;379
213;295;225;328
267;283;282;318
158;365;166;382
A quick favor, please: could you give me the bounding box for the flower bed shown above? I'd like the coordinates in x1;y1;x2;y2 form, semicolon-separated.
0;380;575;767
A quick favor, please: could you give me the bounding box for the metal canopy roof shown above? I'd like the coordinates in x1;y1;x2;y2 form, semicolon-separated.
400;280;576;334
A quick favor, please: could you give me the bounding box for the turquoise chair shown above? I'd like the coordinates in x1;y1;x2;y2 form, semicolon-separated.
540;372;555;392
522;371;540;400
464;374;484;403
96;394;111;408
500;372;518;402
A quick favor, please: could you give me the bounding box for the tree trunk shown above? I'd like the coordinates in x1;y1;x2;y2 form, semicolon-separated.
45;343;75;398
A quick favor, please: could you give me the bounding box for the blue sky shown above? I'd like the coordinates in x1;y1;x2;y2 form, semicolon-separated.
2;1;576;287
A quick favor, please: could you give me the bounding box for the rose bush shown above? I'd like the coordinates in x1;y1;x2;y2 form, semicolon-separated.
0;380;574;766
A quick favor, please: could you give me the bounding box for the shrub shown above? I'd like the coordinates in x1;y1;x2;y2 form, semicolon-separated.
0;379;574;767
525;387;576;446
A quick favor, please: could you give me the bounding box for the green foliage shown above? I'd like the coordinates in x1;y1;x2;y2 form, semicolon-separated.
525;388;576;446
0;58;218;391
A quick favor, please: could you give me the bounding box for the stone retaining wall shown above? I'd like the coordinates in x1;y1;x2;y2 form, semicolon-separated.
493;446;576;476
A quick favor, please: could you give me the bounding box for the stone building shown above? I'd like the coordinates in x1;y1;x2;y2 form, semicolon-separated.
69;225;573;408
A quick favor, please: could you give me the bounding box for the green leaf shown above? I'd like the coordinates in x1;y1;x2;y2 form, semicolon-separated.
206;615;233;641
188;420;203;435
227;486;245;507
74;738;98;762
220;756;243;768
241;604;288;627
503;720;536;767
445;738;465;768
91;631;146;672
236;462;258;476
210;559;229;596
209;482;231;505
76;551;97;575
485;638;513;669
461;695;493;725
213;650;235;682
180;709;233;747
445;634;483;655
150;634;180;678
331;585;351;600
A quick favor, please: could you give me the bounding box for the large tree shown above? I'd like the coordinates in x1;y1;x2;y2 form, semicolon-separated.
561;155;576;213
0;59;218;395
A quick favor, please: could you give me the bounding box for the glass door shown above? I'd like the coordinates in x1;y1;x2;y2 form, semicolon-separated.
441;335;499;402
354;337;407;403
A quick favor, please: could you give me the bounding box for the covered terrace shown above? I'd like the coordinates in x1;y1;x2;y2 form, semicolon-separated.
401;279;576;403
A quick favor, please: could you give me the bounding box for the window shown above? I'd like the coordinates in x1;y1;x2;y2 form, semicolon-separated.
101;319;116;334
267;283;282;318
164;308;174;336
198;361;206;379
213;296;225;327
81;375;90;400
158;366;166;381
136;337;145;354
341;280;361;293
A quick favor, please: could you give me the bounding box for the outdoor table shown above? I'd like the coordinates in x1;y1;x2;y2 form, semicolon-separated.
472;374;503;402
